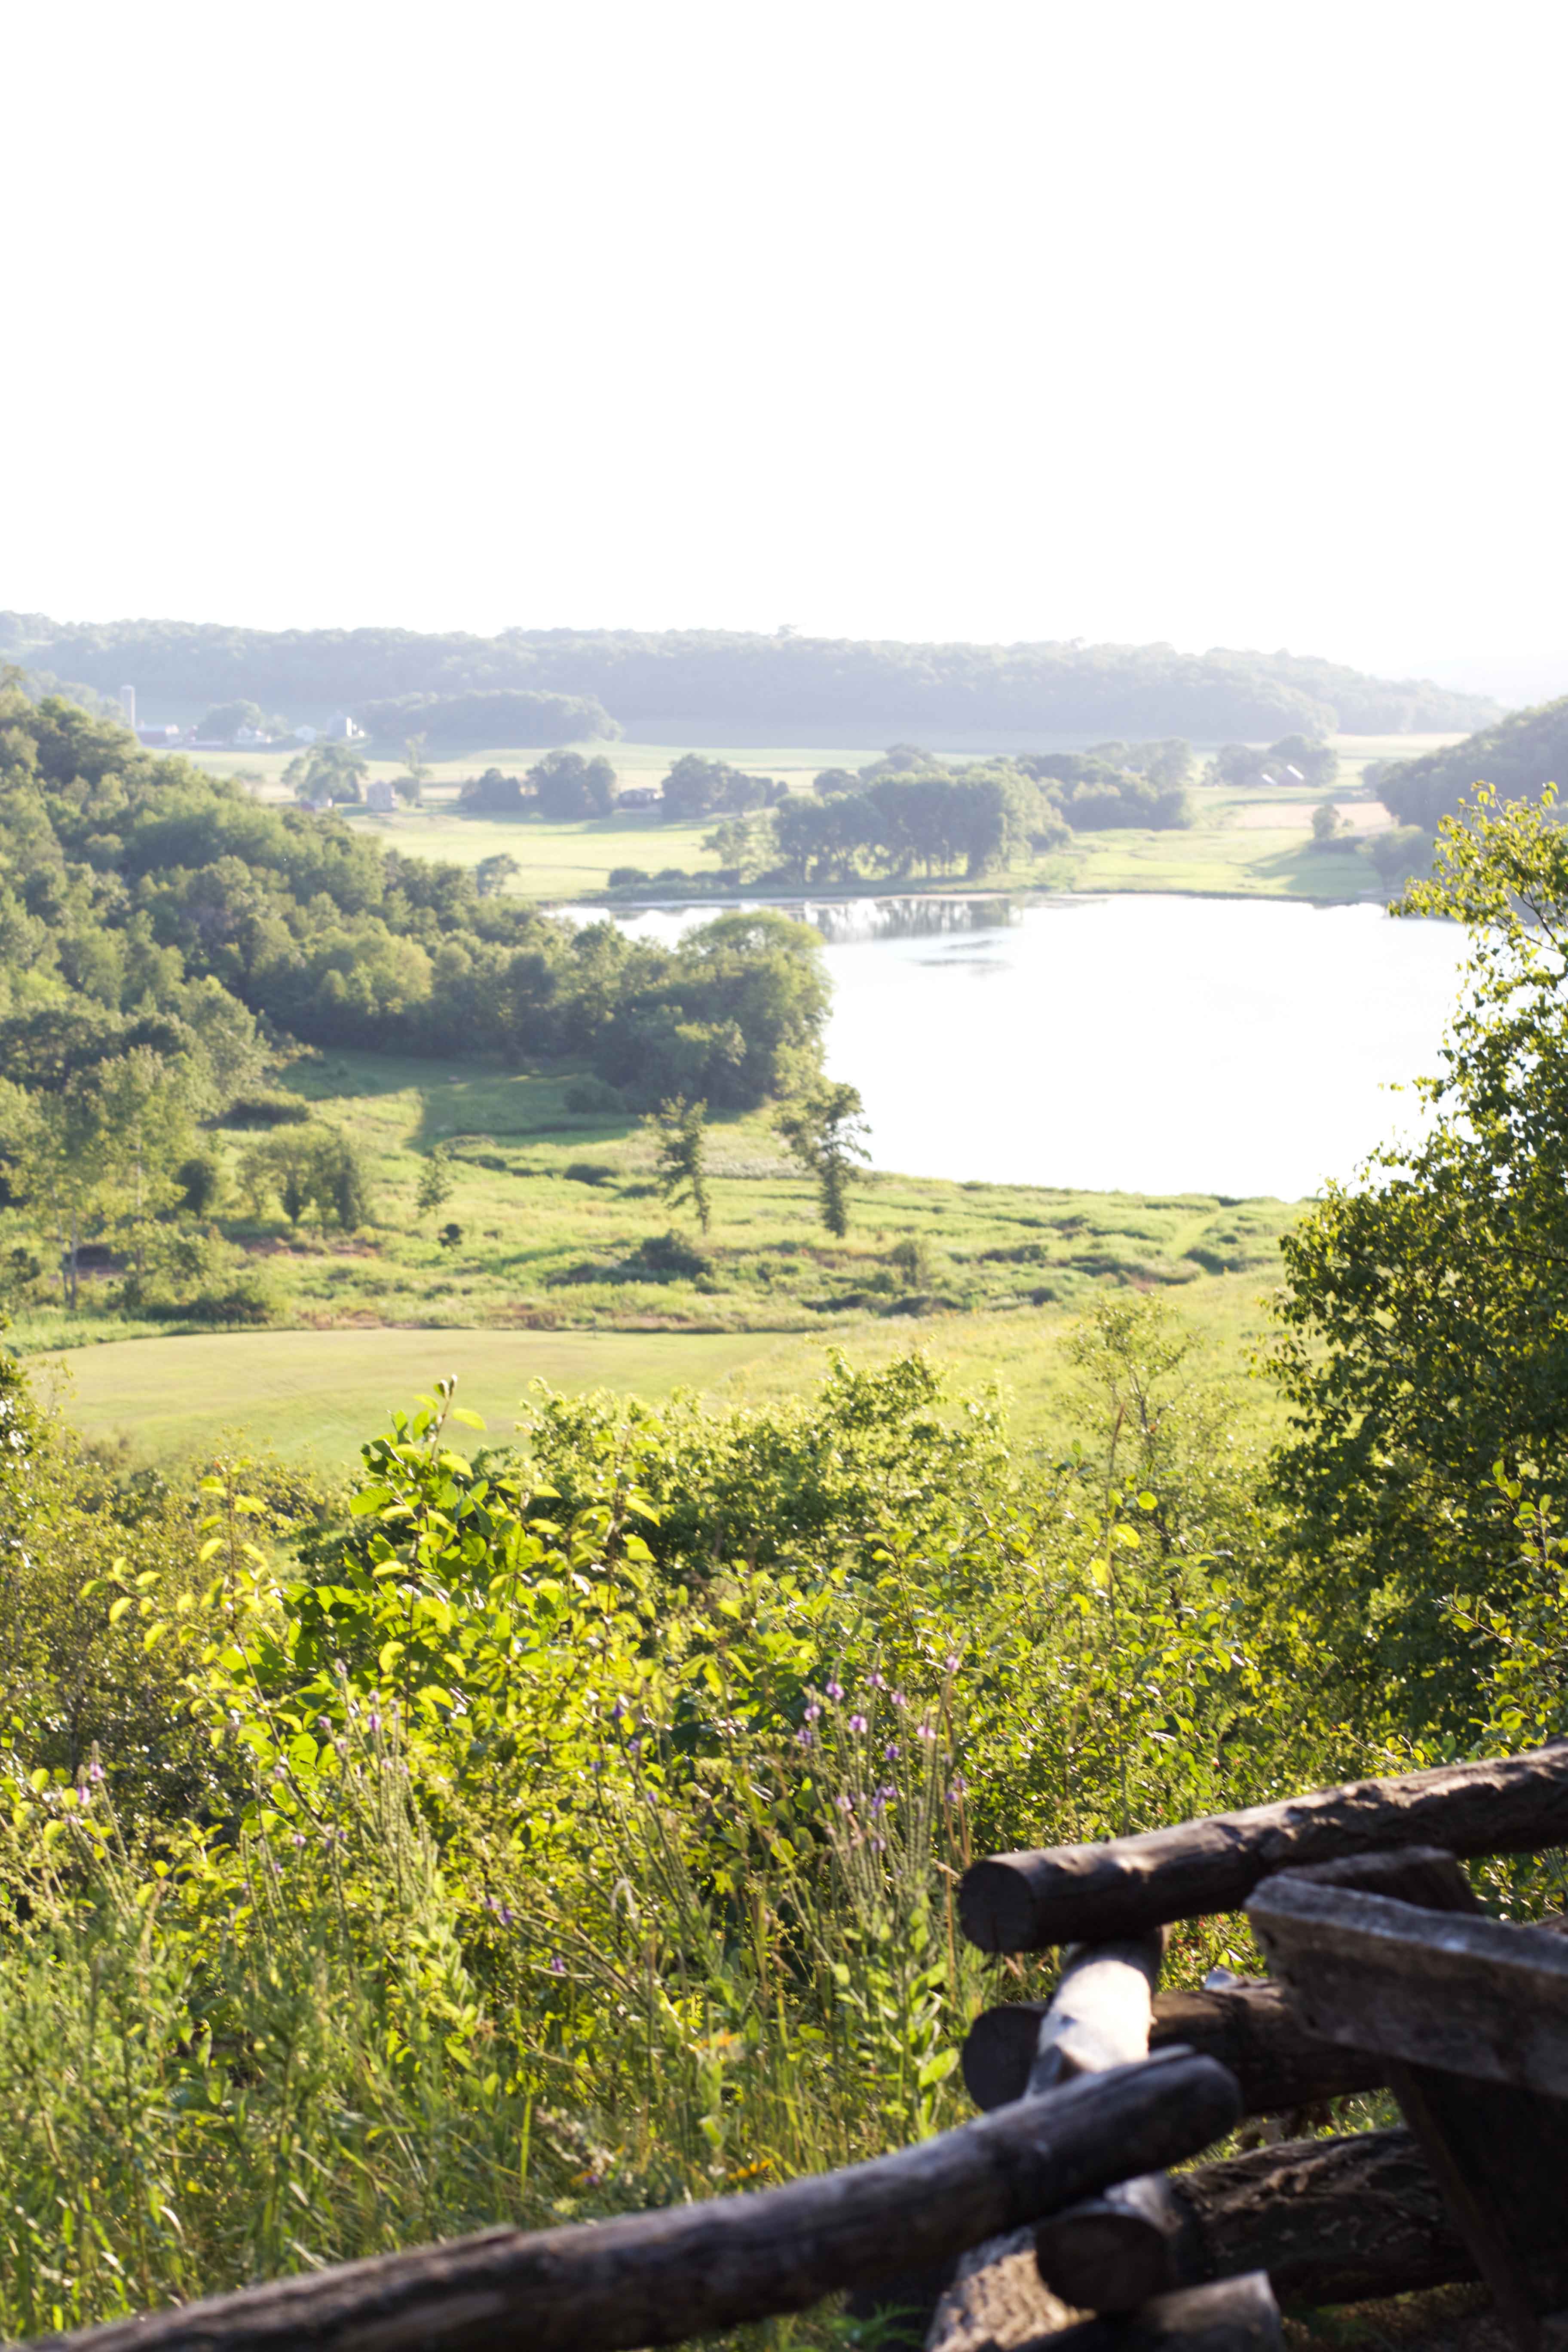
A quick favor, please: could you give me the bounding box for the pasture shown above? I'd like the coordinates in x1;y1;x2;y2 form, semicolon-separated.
185;731;1464;906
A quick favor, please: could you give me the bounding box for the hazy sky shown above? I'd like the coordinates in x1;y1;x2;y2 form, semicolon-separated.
7;2;1567;697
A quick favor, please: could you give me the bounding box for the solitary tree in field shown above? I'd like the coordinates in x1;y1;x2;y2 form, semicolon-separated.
775;1081;871;1238
475;852;520;898
400;732;429;805
649;1097;712;1233
417;1144;456;1219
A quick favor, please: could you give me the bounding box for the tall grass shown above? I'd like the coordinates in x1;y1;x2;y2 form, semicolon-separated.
0;1677;980;2341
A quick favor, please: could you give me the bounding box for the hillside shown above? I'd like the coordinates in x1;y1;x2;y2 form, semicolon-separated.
1376;692;1568;829
0;612;1498;739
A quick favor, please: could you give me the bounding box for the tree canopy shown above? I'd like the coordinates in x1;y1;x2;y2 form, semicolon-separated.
1375;694;1568;831
1271;786;1568;1730
0;690;831;1129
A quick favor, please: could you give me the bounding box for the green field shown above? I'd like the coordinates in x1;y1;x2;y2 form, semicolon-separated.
37;1268;1284;1473
11;1050;1297;1470
187;731;1458;907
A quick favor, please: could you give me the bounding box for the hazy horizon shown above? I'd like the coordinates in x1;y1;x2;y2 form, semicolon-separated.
6;1;1567;707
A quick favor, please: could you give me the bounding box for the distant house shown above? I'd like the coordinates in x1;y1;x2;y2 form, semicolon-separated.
234;725;271;747
293;725;319;744
323;713;364;741
618;785;661;808
364;779;397;812
135;723;183;745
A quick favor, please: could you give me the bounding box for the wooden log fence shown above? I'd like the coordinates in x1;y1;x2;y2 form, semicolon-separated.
958;1743;1568;1954
35;2052;1239;2352
31;1749;1568;2352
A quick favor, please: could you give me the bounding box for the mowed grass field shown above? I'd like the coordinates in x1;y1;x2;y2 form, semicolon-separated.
189;732;1463;906
39;1269;1286;1473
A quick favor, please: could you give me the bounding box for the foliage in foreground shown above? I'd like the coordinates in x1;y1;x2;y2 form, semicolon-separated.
1272;788;1568;1734
4;1243;1568;2334
0;1317;1339;2339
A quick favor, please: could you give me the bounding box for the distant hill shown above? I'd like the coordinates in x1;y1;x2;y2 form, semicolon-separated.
355;687;618;750
1376;695;1568;830
0;614;1498;741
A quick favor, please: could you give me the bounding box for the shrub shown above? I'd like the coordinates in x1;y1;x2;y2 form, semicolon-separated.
562;1078;624;1115
626;1229;710;1280
564;1161;616;1186
225;1093;312;1128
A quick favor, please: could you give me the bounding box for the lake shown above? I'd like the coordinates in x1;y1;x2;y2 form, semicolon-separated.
563;895;1471;1200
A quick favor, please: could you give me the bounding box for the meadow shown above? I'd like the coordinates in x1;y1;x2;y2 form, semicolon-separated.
14;1049;1295;1469
190;731;1463;906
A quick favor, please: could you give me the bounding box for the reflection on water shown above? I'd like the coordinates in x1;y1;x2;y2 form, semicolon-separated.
553;893;1470;1198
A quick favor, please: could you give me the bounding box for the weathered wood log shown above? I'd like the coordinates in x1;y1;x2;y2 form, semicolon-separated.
1248;1871;1568;2343
1036;2173;1188;2312
1280;1843;1480;1911
1031;1932;1166;2089
959;1744;1568;1953
924;2228;1077;2352
1036;2127;1473;2313
1245;1875;1568;2092
1017;2272;1282;2352
39;2049;1241;2352
964;1981;1387;2117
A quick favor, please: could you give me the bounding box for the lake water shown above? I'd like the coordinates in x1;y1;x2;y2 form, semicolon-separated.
564;895;1471;1200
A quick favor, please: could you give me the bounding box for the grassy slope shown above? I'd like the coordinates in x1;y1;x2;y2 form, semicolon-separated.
12;1055;1296;1470
191;732;1461;906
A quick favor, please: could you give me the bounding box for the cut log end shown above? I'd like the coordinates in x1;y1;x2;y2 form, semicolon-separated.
960;1855;1049;1954
1035;2175;1183;2312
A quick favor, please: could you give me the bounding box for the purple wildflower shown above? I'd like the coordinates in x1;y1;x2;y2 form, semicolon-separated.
794;1727;814;1748
87;1760;105;1785
805;1703;821;1721
836;1793;854;1813
548;1955;567;1976
848;1713;868;1734
883;1741;900;1761
890;1690;907;1709
826;1680;844;1700
868;1670;887;1690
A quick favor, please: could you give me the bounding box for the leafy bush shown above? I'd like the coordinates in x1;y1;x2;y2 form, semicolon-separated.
564;1161;616;1186
226;1093;312;1128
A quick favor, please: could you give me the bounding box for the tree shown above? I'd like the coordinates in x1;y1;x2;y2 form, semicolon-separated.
1309;800;1344;846
649;1096;712;1233
529;749;619;821
475;853;520;897
775;1081;871;1237
399;733;429;806
199;700;267;741
416;1145;455;1218
661;754;784;822
459;766;525;814
285;740;369;805
1271;785;1568;1730
238;1125;372;1232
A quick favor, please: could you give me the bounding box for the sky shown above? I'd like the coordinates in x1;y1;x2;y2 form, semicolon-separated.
6;0;1568;700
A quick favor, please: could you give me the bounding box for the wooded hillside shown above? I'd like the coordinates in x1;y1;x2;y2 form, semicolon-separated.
1376;692;1568;829
0;614;1498;738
